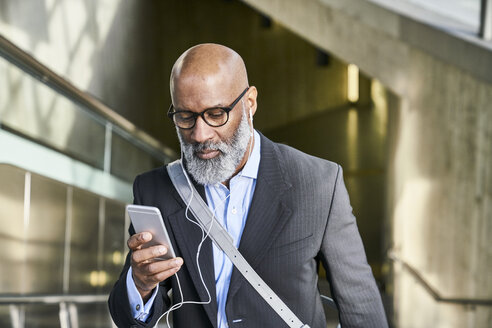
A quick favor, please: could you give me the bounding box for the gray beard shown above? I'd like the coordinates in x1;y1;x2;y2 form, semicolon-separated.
177;110;251;185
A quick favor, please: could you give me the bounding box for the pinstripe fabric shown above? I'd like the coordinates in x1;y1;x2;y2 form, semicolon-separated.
108;132;388;328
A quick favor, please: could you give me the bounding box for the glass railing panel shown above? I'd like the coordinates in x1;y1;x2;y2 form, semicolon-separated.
76;303;115;328
25;174;67;294
0;163;131;295
0;165;25;294
0;305;10;326
111;132;164;182
102;198;127;292
68;188;101;294
23;304;60;328
0;59;106;169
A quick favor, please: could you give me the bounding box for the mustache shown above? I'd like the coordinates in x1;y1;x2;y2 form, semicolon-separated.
187;140;231;154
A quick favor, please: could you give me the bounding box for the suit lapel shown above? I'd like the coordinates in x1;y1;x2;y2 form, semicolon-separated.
167;184;218;327
227;134;293;301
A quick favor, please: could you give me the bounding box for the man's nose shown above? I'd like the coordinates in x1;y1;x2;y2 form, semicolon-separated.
190;116;214;143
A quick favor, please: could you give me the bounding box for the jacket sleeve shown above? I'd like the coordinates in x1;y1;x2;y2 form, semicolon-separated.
107;175;171;327
319;165;388;328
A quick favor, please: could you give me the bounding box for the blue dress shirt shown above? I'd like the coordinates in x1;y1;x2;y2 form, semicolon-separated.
206;130;260;327
127;130;261;327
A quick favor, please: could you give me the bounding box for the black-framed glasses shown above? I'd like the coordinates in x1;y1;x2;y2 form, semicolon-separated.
167;87;249;129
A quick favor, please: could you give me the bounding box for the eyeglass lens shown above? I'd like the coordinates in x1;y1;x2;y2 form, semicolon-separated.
174;107;228;129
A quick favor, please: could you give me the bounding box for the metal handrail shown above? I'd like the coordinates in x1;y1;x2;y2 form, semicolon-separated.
0;294;107;305
0;34;176;160
2;294;112;328
388;251;492;306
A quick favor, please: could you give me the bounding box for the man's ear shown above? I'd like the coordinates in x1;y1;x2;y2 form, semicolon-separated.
247;86;258;117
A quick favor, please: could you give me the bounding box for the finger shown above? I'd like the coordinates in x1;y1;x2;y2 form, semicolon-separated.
134;265;181;292
132;245;168;264
132;258;184;291
147;260;183;283
127;232;152;250
142;257;184;276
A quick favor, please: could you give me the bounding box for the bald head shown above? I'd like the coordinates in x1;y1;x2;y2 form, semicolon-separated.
170;44;249;108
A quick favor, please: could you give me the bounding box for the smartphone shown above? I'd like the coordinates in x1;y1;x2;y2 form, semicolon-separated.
126;204;176;261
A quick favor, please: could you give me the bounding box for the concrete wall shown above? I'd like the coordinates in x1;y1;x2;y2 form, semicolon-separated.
387;50;492;327
240;0;492;326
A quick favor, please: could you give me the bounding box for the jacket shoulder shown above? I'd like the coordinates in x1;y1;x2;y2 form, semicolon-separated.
134;165;170;186
274;142;340;179
132;165;174;204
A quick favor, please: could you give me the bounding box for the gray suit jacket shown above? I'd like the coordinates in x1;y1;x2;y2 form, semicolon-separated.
108;133;388;328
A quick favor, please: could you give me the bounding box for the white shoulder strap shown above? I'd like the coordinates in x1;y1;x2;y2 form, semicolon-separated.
167;160;310;328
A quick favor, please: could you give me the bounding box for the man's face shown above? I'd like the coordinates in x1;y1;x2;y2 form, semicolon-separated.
173;80;252;185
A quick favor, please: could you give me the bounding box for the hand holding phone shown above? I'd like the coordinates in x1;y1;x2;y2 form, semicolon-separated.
126;205;183;300
127;205;176;260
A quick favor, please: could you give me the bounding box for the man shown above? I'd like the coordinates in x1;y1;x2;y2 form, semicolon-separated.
109;44;388;328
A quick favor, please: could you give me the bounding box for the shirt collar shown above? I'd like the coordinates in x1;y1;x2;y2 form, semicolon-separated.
236;129;261;180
